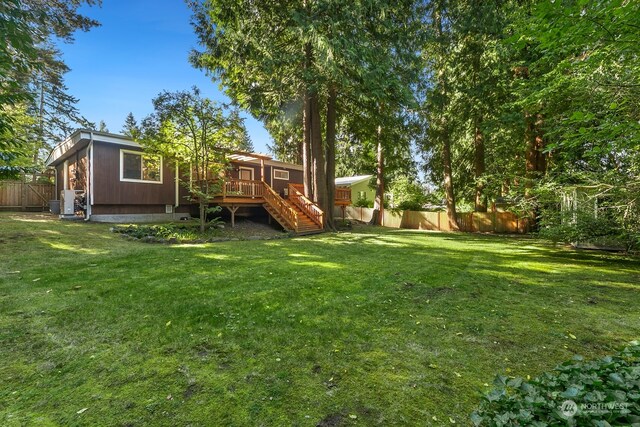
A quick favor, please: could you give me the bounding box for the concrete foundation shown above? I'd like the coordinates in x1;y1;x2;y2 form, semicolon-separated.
89;213;191;223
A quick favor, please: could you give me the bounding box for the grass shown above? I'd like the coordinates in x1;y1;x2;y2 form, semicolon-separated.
0;213;638;426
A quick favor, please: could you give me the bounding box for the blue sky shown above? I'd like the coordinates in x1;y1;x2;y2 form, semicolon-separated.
58;0;272;154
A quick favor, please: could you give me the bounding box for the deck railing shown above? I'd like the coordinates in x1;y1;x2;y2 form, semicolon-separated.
335;186;351;204
288;184;323;227
290;183;352;205
223;179;264;198
262;182;299;231
221;179;351;209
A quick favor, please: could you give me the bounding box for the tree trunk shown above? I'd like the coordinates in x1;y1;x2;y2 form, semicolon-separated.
32;79;45;181
325;85;337;230
302;93;312;198
370;129;384;226
471;40;486;212
524;111;537;198
309;91;329;222
199;202;206;233
434;5;458;231
442;125;458;230
525;112;546;228
535;113;546;173
474;116;487;212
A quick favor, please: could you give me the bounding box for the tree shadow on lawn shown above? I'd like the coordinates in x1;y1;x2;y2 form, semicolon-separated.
3;217;640;425
310;229;639;278
384;228;640;272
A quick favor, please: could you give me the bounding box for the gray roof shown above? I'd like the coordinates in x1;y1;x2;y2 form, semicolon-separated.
335;175;372;186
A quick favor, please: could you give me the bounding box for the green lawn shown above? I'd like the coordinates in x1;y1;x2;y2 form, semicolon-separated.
1;213;638;426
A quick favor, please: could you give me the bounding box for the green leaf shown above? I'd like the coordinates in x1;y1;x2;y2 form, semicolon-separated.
608;373;624;385
470;412;483;426
561;386;580;398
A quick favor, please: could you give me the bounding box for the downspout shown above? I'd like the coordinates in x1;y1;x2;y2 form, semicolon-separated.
63;160;69;190
85;132;94;221
54;166;58;199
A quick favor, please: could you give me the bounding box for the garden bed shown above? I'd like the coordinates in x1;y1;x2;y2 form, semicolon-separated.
110;218;291;243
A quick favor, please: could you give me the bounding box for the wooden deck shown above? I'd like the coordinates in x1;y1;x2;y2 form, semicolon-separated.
335;186;351;206
216;180;352;206
215;179;351;233
213;179;265;204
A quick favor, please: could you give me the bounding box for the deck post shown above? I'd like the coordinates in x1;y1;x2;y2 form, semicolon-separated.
226;205;239;227
260;159;265;182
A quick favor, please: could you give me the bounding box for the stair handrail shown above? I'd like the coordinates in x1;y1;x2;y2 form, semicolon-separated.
262;182;299;232
288;184;324;228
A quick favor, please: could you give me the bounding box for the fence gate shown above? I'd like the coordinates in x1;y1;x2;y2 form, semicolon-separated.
0;176;55;211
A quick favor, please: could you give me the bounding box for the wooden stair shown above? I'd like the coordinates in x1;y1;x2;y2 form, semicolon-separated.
261;182;323;235
286;201;323;234
263;202;322;235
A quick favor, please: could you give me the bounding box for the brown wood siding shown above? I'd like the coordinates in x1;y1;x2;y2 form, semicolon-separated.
228;161;261;181
56;148;88;192
92;141;175;205
270;166;303;195
70;149;87;191
225;161;303;196
56;165;64;198
53;151;87;197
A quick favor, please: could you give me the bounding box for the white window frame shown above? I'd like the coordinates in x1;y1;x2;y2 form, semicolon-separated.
119;149;163;184
273;169;289;181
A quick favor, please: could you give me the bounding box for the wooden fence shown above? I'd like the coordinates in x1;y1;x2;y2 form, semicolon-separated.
336;206;530;234
0;180;55;210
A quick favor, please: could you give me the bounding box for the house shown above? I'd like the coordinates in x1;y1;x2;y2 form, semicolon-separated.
335;175;374;205
45;130;351;233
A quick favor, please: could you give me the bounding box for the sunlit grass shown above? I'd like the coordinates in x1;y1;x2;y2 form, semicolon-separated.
0;212;638;426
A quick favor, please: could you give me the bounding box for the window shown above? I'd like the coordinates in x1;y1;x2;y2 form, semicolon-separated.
120;150;162;183
358;191;367;199
239;167;254;181
273;169;289;180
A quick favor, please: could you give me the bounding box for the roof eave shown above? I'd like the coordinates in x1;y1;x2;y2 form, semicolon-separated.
45;130;91;167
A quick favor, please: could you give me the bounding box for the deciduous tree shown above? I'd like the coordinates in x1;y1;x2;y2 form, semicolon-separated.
141;87;249;232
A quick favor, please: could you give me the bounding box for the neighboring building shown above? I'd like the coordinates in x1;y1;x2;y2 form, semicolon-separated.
335;175;374;205
45;130;350;232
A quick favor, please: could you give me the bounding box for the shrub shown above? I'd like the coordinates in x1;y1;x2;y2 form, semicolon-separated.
471;343;640;426
539;206;639;252
111;223;202;241
396;200;424;211
354;197;374;208
388;176;427;211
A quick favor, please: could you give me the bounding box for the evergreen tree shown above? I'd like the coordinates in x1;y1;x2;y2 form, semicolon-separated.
121;113;140;139
98;120;109;133
188;0;423;229
0;0;100;168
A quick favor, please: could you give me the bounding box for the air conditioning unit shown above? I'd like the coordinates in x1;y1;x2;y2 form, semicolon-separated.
60;190;76;216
